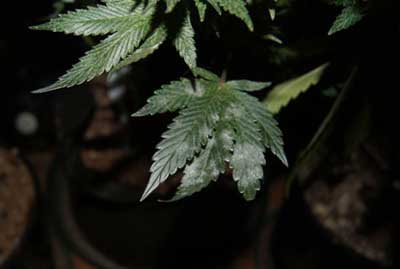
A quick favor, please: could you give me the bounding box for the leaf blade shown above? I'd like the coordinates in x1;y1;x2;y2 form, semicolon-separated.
264;63;329;114
192;67;220;82
173;11;197;69
31;0;141;36
164;0;182;12
224;103;265;201
140;89;223;201
226;80;271;92
132;78;197;116
112;24;168;72
237;91;287;166
170;123;234;201
194;0;208;21
33;8;155;93
328;5;364;35
214;0;253;31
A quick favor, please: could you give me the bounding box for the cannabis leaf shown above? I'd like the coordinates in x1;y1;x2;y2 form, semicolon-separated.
226;80;271;92
192;67;220;81
329;6;364;35
238;91;288;166
32;0;255;93
112;24;168;72
194;0;208;21
134;78;197;116
207;0;222;15
215;0;254;31
173;11;197;69
165;0;182;13
134;69;287;201
264;63;329;114
328;0;365;35
171;122;234;201
32;0;157;93
35;0;142;36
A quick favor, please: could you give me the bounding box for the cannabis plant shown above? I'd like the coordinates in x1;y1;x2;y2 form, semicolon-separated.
31;0;368;201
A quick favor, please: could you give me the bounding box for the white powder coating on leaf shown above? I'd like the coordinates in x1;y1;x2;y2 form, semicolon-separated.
140;92;223;201
199;124;213;142
231;142;265;200
194;79;207;96
136;70;287;201
156;95;169;107
220;129;235;151
174;142;190;159
133;78;198;116
169;121;234;201
224;104;246;119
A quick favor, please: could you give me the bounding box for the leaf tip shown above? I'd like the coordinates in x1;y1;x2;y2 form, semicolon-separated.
31;86;57;94
139;190;152;202
29;25;40;31
158;196;180;203
328;28;336;35
140;177;161;202
280;155;289;167
131;108;147;117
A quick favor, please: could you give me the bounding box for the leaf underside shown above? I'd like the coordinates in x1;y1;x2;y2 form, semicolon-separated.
329;3;364;35
264;63;329;114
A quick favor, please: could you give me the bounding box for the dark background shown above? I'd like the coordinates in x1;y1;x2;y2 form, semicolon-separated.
1;0;400;268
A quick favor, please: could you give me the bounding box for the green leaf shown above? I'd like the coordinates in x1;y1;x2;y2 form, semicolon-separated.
169;123;234;201
237;92;287;166
264;63;329;114
231;142;265;200
226;80;271;92
193;67;220;81
132;78;197;116
32;0;263;93
194;0;208;21
33;2;156;93
164;0;182;12
207;0;222;15
328;5;364;35
224;103;265;201
138;85;223;201
173;11;197;69
135;69;287;201
263;34;283;44
112;24;168;72
32;0;140;36
268;8;276;21
214;0;254;31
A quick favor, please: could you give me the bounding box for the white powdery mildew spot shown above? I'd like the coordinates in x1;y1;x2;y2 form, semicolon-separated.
157;96;168;107
220;128;233;141
232;143;265;181
183;82;196;95
176;142;189;158
210;112;220;123
199;125;212;142
247;165;263;184
224;104;245;120
194;79;208;96
183;161;202;187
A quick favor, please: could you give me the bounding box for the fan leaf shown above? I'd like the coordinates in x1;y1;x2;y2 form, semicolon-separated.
264;63;329;114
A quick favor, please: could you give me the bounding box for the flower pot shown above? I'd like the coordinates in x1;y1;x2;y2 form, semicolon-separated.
0;148;38;267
